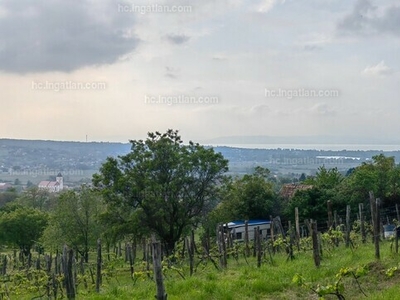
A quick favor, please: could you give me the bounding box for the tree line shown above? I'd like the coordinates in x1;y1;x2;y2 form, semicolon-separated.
0;129;399;260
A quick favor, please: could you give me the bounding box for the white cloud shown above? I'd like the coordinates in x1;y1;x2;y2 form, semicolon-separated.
363;61;394;76
254;0;285;13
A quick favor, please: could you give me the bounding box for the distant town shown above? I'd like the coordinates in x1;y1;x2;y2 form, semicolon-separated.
1;138;400;191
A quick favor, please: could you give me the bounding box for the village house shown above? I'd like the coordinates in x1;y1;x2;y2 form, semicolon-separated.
280;183;313;199
0;183;12;191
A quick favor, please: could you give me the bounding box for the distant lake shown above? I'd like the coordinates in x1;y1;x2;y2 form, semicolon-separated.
210;144;400;151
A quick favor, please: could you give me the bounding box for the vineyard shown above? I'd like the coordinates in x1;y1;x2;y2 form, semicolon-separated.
0;211;400;299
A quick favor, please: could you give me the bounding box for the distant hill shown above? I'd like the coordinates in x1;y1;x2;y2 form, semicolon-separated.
202;135;400;145
1;138;400;184
0;138;131;174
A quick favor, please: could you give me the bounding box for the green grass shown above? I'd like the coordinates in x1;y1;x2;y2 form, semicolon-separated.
6;239;400;299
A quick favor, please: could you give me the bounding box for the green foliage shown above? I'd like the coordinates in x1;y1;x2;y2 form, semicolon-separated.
338;154;400;209
93;129;228;254
0;205;48;255
293;266;368;299
42;187;104;261
0;188;18;208
385;266;399;278
16;187;55;211
304;166;343;190
209;167;275;224
284;166;346;222
284;187;332;223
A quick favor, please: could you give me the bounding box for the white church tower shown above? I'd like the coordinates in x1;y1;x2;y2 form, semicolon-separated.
56;172;63;191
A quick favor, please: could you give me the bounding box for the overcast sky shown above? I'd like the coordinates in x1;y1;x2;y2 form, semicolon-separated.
0;0;399;143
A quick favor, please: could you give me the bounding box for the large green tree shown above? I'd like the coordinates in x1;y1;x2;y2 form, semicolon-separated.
0;205;48;256
93;130;228;254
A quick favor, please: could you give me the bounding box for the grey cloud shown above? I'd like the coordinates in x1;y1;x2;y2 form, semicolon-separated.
309;103;336;116
303;45;322;52
165;34;190;45
338;0;400;36
165;66;179;79
0;0;139;73
165;73;177;79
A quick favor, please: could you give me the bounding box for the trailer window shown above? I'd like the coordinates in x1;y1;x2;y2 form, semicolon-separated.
236;232;242;240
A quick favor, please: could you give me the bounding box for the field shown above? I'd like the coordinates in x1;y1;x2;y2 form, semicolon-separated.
2;235;400;300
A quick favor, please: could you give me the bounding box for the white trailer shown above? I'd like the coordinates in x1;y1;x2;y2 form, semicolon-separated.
224;220;271;242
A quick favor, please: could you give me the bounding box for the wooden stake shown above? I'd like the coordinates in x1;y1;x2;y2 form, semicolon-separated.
311;222;320;267
152;236;167;300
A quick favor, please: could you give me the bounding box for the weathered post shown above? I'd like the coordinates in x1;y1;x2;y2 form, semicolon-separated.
189;230;195;276
256;226;262;268
327;200;333;229
63;246;75;299
269;215;275;247
311;221;320;267
96;239;102;293
295;207;300;251
127;243;134;278
395;225;399;254
253;227;257;257
359;203;366;243
345;205;351;248
370;191;376;243
288;221;294;260
152;236;167;300
396;204;400;222
244;220;250;257
375;198;381;259
217;224;227;268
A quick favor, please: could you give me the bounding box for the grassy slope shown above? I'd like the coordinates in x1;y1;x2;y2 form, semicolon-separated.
11;239;400;300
